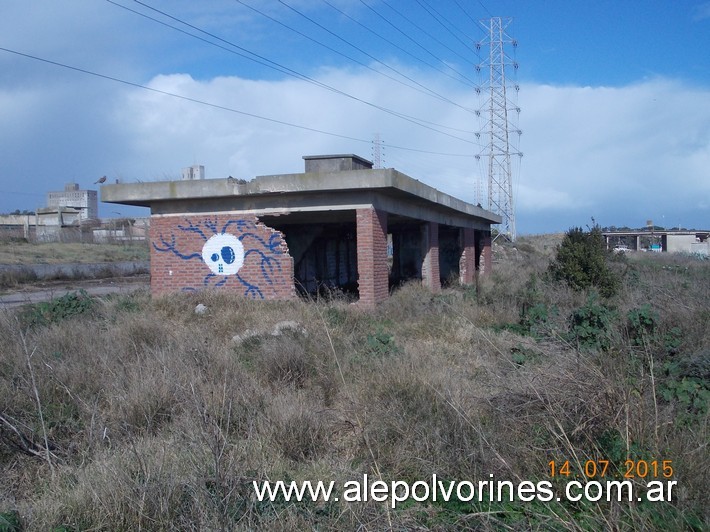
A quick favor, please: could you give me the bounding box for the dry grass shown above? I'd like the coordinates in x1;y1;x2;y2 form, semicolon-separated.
0;245;707;530
0;240;149;265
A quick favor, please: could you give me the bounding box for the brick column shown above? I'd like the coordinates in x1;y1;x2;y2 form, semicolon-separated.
459;227;476;285
480;231;492;276
421;222;441;293
356;208;389;308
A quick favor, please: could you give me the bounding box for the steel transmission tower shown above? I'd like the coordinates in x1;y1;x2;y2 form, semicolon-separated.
476;17;521;241
372;133;385;169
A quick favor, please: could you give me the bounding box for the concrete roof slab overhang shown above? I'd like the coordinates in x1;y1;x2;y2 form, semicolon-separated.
101;168;501;230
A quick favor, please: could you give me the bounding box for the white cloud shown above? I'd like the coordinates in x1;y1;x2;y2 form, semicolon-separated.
108;70;709;231
1;48;708;231
515;79;710;229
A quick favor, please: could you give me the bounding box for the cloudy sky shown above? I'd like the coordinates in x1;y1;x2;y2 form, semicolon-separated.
1;0;709;233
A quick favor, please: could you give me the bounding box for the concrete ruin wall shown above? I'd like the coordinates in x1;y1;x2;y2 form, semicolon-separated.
150;213;294;300
666;234;700;253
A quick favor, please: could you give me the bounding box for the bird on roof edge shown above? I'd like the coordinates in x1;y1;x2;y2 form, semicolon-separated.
94;175;107;184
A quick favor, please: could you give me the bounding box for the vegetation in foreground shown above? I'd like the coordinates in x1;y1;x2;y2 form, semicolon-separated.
0;231;707;530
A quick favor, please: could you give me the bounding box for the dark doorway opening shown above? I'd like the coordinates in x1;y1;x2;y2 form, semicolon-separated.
261;214;359;297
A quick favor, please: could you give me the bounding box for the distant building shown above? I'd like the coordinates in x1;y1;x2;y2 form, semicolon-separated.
46;183;98;221
603;229;709;253
0;207;86;242
181;165;205;180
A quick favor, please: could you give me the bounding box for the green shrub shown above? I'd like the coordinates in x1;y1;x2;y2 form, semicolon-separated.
324;306;347;327
363;326;401;358
520;302;556;336
660;375;709;424
568;292;616;350
626;304;659;346
20;289;94;327
498;302;556;337
510;344;542;365
519;274;556;335
660;351;710;425
549;225;619;297
495;274;557;337
663;326;683;354
0;511;21;532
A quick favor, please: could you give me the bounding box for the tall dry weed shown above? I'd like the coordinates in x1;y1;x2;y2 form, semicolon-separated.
0;246;707;530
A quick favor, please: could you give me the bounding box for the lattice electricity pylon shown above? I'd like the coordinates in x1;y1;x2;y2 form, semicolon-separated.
475;17;522;242
371;133;385;169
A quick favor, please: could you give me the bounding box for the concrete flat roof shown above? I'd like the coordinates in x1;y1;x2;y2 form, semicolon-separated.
603;230;709;237
302;153;372;164
101;167;501;229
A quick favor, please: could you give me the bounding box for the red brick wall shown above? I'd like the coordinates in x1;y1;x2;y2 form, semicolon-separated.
480;231;492;277
356;208;389;308
421;222;441;293
150;214;294;299
459;227;476;285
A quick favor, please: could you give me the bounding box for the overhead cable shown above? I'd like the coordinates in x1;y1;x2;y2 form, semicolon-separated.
0;46;478;158
358;0;477;87
415;0;477;52
119;0;478;141
236;0;477;115
380;0;473;64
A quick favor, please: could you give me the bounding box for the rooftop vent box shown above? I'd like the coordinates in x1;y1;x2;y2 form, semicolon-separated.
182;165;205;180
303;154;373;173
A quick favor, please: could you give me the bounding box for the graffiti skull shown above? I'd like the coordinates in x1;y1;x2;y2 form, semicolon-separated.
202;233;244;275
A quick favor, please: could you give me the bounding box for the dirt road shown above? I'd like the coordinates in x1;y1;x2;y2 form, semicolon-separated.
0;275;149;309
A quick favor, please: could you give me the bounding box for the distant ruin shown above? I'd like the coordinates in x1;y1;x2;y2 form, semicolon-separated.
102;154;501;307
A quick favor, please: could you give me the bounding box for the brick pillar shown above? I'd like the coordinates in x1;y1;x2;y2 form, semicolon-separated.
356;207;389;308
459;227;476;285
480;231;492;276
421;222;441;293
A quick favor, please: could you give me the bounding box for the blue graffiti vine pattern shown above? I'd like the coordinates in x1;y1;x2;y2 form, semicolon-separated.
152;217;283;299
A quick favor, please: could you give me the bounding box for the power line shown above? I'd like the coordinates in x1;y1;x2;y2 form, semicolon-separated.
359;0;477;87
415;0;478;52
237;0;477;116
321;0;470;91
106;1;302;80
0;46;478;159
117;0;478;142
360;0;476;87
453;0;485;24
381;0;472;64
278;0;475;113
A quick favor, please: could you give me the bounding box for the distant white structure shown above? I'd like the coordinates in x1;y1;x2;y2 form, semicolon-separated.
690;241;709;256
46;182;98;221
666;234;698;253
182;165;205;180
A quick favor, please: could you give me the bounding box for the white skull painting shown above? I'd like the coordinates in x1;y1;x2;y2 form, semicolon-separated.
201;233;244;275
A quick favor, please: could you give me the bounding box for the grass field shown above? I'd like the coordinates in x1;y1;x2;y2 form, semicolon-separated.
0;236;707;530
0;240;149;265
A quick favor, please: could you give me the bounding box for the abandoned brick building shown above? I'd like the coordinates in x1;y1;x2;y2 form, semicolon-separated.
102;155;500;307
